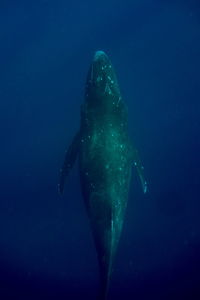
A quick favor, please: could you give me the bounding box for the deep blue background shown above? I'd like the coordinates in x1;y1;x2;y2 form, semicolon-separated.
0;0;200;299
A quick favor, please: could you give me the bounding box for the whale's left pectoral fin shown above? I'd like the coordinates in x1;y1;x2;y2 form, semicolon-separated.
58;131;81;195
132;148;147;194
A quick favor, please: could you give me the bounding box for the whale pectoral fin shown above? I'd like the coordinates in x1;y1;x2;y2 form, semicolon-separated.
132;148;147;194
58;131;81;195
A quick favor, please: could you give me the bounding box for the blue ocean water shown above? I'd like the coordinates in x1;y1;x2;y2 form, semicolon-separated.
0;0;200;299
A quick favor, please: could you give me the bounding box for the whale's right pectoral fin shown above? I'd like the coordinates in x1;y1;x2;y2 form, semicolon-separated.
132;148;148;194
58;131;81;195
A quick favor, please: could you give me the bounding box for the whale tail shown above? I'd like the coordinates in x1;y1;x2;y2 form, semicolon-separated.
98;282;109;300
97;261;112;300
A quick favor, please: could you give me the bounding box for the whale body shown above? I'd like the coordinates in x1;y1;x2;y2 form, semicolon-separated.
59;51;147;299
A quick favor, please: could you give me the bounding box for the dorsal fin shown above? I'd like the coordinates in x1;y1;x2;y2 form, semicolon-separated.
58;131;81;194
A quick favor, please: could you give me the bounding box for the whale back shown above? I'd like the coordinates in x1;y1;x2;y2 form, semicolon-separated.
79;52;133;299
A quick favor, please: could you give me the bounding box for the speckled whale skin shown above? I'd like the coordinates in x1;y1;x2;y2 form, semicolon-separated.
59;51;147;299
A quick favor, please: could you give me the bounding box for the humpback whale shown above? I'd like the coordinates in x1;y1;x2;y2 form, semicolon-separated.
59;51;147;299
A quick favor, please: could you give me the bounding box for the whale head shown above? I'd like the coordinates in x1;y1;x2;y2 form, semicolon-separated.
85;50;121;106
